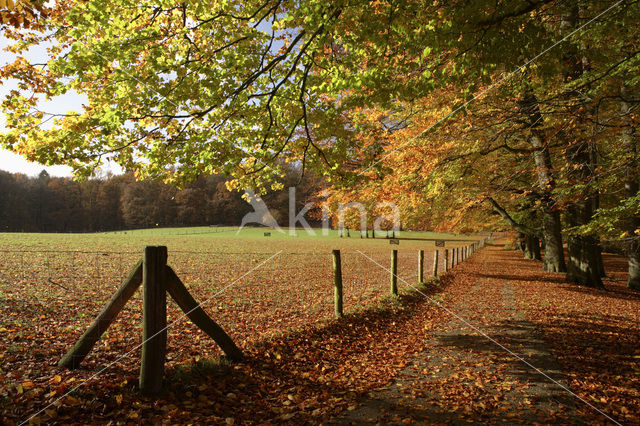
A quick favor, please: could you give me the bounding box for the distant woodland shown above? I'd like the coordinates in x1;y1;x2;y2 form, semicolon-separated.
0;169;321;233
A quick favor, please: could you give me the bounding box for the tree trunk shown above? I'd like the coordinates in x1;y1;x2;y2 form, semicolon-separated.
563;137;603;287
541;210;565;272
566;231;604;288
516;232;525;251
524;234;542;261
531;235;542;260
519;92;566;272
597;247;606;278
561;3;603;288
622;93;640;289
590;161;606;279
629;235;640;290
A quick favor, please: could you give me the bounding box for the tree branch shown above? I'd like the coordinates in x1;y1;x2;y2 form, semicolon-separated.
485;196;541;237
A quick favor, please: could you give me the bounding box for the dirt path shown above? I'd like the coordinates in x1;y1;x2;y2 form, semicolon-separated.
335;244;582;425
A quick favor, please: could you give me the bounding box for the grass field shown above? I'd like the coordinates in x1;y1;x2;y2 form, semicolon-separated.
0;226;481;252
0;227;484;423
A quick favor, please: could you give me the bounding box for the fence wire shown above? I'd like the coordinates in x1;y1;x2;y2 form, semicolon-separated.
0;244;479;368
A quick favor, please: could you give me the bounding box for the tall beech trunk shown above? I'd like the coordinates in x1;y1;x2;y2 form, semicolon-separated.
564;141;603;288
564;142;605;286
562;3;603;288
541;209;565;272
622;95;640;289
565;158;604;288
516;232;525;251
524;234;542;261
520;92;566;272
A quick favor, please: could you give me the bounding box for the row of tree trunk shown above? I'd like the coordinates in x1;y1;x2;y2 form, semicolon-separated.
511;3;638;289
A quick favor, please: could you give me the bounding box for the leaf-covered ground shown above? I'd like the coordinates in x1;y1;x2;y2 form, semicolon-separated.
2;238;638;424
336;242;639;424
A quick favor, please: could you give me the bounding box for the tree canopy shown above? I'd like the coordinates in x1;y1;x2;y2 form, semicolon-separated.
2;0;640;287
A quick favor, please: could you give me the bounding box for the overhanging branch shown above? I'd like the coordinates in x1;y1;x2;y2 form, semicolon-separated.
485;196;541;237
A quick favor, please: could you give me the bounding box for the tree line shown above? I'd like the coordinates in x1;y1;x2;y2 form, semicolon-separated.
0;169;320;233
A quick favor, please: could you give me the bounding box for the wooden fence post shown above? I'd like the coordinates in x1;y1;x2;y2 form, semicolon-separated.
444;249;449;272
140;246;168;395
433;250;439;277
418;250;424;284
390;250;398;295
332;250;343;317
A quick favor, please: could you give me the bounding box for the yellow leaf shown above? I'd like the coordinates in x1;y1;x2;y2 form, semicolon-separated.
53;375;62;384
65;396;81;405
115;394;123;405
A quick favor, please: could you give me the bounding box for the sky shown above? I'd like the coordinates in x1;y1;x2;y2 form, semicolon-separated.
0;150;73;176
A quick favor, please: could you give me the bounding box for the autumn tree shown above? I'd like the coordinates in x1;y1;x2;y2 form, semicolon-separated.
2;0;639;287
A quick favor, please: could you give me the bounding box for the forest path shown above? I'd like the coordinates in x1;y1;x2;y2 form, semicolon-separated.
335;242;582;425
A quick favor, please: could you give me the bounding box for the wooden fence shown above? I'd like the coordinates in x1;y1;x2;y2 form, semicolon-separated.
2;237;488;395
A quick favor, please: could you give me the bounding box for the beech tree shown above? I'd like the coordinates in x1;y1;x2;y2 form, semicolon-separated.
324;1;639;288
1;0;639;287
